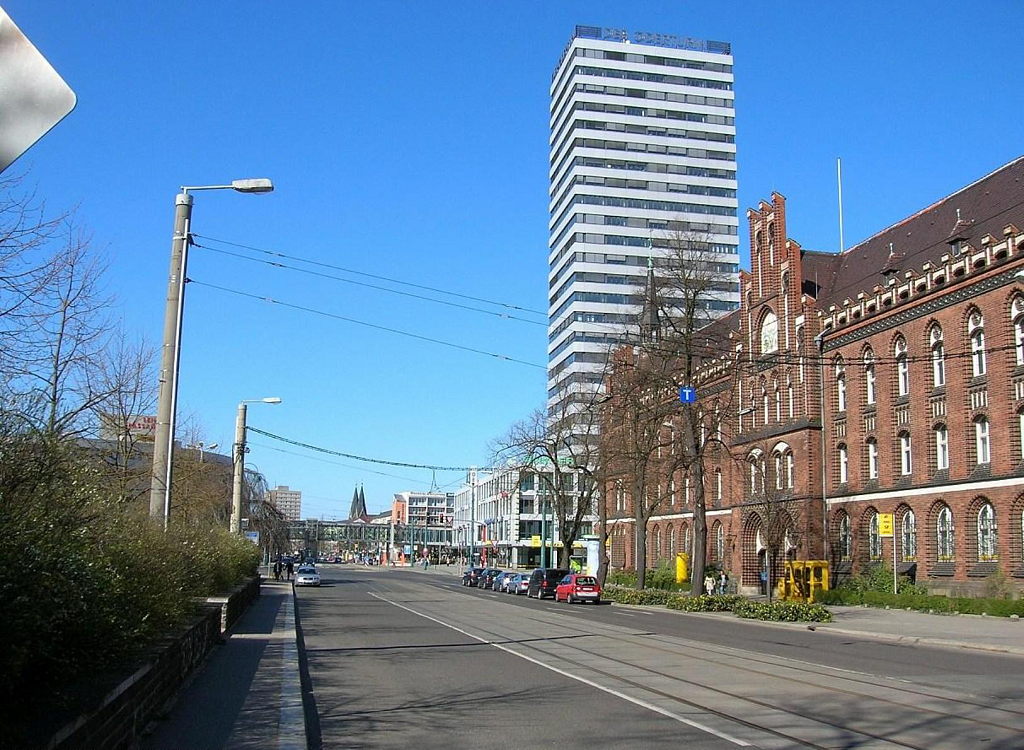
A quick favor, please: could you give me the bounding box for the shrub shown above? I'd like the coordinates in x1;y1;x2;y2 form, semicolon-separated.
0;430;260;730
606;564;689;592
734;600;833;622
604;585;675;605
666;594;743;612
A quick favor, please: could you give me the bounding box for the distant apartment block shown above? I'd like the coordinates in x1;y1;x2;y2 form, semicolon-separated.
548;25;740;414
269;485;302;521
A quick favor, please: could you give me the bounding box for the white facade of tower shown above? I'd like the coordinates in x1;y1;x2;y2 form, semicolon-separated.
547;26;740;413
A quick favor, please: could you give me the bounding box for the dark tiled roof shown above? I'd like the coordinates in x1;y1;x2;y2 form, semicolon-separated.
817;156;1024;308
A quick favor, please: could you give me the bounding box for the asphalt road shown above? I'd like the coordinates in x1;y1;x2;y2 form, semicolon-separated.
295;567;1024;749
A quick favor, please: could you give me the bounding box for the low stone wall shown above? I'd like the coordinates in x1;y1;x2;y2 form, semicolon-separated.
204;574;262;633
47;576;260;749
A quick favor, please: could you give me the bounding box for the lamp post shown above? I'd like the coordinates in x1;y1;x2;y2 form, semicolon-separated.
231;397;282;534
149;179;274;527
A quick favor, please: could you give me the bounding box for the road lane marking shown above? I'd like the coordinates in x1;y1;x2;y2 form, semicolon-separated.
369;592;750;747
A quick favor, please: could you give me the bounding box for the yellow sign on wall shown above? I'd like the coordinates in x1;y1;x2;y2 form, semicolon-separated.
877;513;894;537
531;535;541;547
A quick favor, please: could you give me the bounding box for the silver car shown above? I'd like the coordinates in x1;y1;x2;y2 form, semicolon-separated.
295;565;321;587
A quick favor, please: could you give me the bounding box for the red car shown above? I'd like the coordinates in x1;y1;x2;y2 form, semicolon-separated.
554;574;602;604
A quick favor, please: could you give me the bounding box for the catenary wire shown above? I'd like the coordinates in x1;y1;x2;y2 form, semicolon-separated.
193;233;547;317
187;278;546;370
247;425;493;472
192;241;546;327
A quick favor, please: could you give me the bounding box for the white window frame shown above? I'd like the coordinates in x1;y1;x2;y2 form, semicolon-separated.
975;417;990;465
838;444;848;484
935;425;949;471
899;433;912;475
937;506;955;561
867;439;879;480
901;510;917;561
895;338;909;397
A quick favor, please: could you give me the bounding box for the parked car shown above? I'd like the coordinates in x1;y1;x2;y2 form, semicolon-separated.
462;567;485;586
492;572;512;592
295;566;321;587
509;572;530;595
555;574;602;604
480;569;504;590
527;568;570;599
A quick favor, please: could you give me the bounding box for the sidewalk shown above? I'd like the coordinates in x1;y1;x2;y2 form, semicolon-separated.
140;578;306;750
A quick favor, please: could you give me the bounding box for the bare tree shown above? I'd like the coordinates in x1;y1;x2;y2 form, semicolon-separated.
89;333;157;507
490;387;602;568
3;217;114;436
600;227;742;592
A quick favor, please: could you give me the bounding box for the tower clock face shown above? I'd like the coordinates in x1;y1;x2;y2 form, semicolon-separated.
760;312;779;354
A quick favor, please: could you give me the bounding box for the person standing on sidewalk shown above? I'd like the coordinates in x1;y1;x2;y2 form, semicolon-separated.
273;560;282;581
285;559;294;581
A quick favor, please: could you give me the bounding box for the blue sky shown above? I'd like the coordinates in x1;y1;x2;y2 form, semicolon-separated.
8;1;1023;517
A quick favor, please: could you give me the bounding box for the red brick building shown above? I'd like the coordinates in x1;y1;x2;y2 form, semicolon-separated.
602;156;1024;596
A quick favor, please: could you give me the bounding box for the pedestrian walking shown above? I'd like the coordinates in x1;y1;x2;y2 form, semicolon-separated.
718;571;728;595
285;559;294;581
273;560;282;581
704;573;715;596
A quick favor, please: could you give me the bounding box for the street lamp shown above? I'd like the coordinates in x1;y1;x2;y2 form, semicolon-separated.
149;179;274;527
231;397;282;534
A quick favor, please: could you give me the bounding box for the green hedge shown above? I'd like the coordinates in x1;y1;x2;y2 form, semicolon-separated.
818;588;1024;617
666;594;744;612
607;563;690;592
733;600;833;622
603;585;676;605
0;432;260;734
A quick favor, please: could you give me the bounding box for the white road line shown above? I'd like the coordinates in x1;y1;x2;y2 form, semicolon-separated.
369;592;750;747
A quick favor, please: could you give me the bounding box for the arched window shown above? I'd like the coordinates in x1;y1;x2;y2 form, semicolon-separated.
669;526;677;558
930;326;945;387
866;438;879;480
774;451;784;489
901;510;917;561
748;451;763;495
835;358;847;412
715;468;723;502
1013;296;1024;366
869;512;882;560
864;350;876;405
785;452;794;489
774;380;781;422
838;444;849;484
760;310;779;354
653;527;663;563
668;477;676;506
937;505;955;561
899;432;913;475
715;523;725;561
787;376;794;419
934;424;949;471
969;310;986;377
977;503;997;561
838;514;852;560
975;416;991;465
615;480;625;512
895;337;910;397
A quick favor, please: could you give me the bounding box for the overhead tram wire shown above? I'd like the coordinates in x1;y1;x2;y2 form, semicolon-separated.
192;241;545;327
247;440;440;485
247;426;493;472
188;279;546;370
193;233;547;318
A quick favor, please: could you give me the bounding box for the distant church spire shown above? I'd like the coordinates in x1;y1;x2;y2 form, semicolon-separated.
348;484;368;521
639;255;661;345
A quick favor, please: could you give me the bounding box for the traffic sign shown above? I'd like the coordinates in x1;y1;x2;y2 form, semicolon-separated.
877;513;894;537
244;531;260;545
0;8;77;174
679;386;697;403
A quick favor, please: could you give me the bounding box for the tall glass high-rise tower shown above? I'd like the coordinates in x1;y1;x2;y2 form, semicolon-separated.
547;26;739;414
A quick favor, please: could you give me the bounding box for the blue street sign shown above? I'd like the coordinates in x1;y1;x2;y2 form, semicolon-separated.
679;386;697;403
